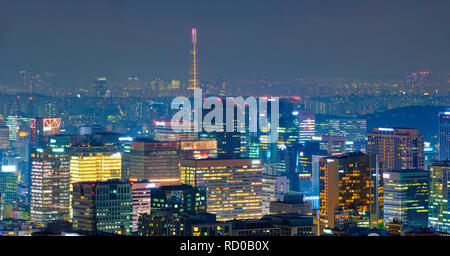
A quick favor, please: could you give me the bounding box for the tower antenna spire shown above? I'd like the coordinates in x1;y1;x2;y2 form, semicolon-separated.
188;28;199;90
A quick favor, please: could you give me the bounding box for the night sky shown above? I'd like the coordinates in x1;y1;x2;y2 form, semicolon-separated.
0;0;449;86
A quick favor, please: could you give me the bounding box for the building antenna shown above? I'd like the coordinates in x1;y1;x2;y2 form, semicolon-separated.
188;28;199;90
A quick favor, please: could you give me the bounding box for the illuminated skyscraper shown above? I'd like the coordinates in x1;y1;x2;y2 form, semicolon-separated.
261;175;288;215
439;112;450;161
72;180;132;235
188;28;199;90
129;139;217;187
69;145;122;184
315;135;346;156
383;169;428;227
30;147;70;225
153;121;197;141
150;184;207;214
6;116;30;142
429;161;450;232
131;180;154;233
180;158;263;221
129;140;181;186
319;152;383;230
367;128;424;171
0;165;18;219
298;110;315;143
316;116;366;151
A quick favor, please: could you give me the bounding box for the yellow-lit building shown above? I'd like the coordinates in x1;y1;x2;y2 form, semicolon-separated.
319;152;383;231
180;158;263;221
70;146;122;184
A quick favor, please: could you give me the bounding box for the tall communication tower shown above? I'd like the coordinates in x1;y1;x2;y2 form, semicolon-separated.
188;28;199;90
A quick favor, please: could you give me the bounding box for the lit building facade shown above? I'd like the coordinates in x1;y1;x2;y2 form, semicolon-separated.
261;175;288;215
129;140;181;186
150;184;207;214
180;158;263;221
439;112;450;161
319;152;383;230
0;126;9;149
383;169;428;227
316;116;366;144
6;116;30;142
429;161;450;232
0;165;18;219
70;145;122;184
367;127;424;171
298;110;315;143
72;180;132;235
30;147;70;225
131;180;154;233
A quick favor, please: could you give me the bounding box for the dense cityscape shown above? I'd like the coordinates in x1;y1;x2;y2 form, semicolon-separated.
0;1;449;241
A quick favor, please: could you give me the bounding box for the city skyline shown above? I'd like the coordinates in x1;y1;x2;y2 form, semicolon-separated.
0;0;449;243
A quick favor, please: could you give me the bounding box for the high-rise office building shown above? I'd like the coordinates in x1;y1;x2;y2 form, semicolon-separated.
131;180;154;233
129;140;181;186
319;152;383;230
0;165;18;219
128;139;217;187
0;126;9;149
316;135;346;155
150;184;207;214
6;116;30;142
72;180;132;235
383;169;428;227
70;145;122;184
439;112;450;161
153;121;198;141
261;175;289;215
429;161;450;232
367;127;424;171
297;141;327;195
180;158;263;221
316;116;367;144
30;146;70;225
298;110;315;143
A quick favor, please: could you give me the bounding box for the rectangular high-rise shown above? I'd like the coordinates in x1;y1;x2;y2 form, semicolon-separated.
383;169;429;227
72;180;132;235
319;152;383;230
0;165;18;219
0;126;9;149
180;158;263;221
429;161;450;232
131;180;154;233
128;139;217;187
367;127;424;171
30;147;70;225
129;140;181;186
70;145;122;184
439;112;450;161
298;110;315;143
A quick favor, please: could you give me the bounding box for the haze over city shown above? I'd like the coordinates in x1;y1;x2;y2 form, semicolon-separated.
0;0;449;87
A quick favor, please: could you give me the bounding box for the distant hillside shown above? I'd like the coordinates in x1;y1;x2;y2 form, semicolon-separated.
364;105;449;143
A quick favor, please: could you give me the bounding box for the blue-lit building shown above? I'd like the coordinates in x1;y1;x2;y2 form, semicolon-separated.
439;111;450;161
383;169;429;228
